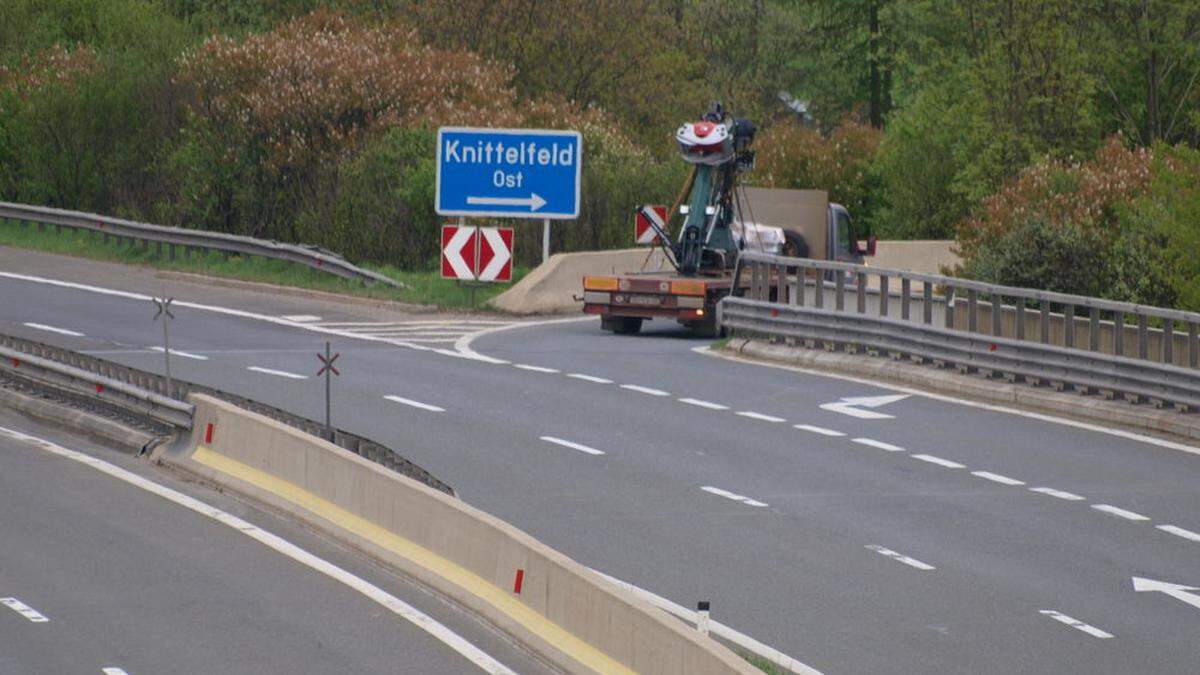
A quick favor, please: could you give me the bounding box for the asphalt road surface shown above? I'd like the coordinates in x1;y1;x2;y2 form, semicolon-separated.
1;248;1198;674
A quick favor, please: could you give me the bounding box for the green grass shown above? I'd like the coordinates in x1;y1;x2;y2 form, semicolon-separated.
742;652;787;674
0;219;527;311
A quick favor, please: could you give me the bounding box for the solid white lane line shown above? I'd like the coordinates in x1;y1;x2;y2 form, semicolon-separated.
513;364;560;374
149;346;208;361
1091;504;1150;521
911;454;966;469
101;669;129;675
736;411;786;423
852;438;905;452
794;424;846;437
701;486;770;508
246;366;308;380
22;322;83;337
280;314;322;322
1038;610;1113;639
971;471;1026;486
679;398;729;410
1157;525;1200;542
540;436;605;456
0;426;515;674
620;384;670;397
383;395;445;413
0;597;48;623
567;373;613;384
865;545;936;571
1030;487;1085;501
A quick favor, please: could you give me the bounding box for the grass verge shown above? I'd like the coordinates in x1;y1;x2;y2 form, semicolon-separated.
742;652;788;674
0;219;527;311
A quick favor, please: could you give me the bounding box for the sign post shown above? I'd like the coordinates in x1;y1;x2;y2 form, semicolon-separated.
151;296;175;392
316;341;340;437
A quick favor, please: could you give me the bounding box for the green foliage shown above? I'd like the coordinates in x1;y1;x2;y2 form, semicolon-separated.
1129;144;1200;310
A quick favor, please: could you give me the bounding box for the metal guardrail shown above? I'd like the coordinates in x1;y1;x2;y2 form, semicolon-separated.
723;252;1200;411
0;201;401;288
0;334;453;495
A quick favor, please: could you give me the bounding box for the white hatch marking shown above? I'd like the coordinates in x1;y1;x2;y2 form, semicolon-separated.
852;438;905;452
383;395;445;413
701;486;769;508
540;436;605;456
971;471;1025;486
22;322;83;337
513;364;560;374
1091;504;1150;522
794;425;846;437
280;315;322;322
1038;610;1113;639
149;346;208;360
0;598;48;623
566;373;613;384
1157;525;1200;543
246;366;308;380
865;545;936;571
1030;487;1086;501
679;398;729;410
911;454;966;469
620;384;670;397
736;411;786;423
0;425;515;674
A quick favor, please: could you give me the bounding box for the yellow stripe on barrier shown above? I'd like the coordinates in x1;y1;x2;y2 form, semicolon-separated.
192;445;634;675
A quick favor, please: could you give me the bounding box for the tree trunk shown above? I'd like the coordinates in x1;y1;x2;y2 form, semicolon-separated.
869;1;883;128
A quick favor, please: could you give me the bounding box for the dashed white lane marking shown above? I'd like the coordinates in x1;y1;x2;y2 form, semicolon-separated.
1091;504;1150;521
701;486;769;508
852;438;905;452
679;398;729;410
383;395;445;413
865;545;936;571
101;668;129;675
794;424;846;437
620;384;670;397
566;373;612;384
0;426;515;674
911;454;966;469
149;346;208;361
1038;610;1113;639
736;411;786;423
22;322;83;337
540;436;605;456
0;597;48;623
513;364;560;374
971;471;1026;486
1157;525;1200;543
280;314;321;322
1030;487;1085;501
246;366;308;380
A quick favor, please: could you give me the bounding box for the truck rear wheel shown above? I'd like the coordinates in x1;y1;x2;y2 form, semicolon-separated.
601;316;644;334
782;231;809;259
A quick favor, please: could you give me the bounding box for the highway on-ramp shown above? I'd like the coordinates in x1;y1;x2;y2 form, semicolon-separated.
1;249;1198;673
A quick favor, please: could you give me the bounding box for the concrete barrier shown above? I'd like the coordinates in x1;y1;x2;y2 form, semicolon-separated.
169;394;757;675
869;240;959;275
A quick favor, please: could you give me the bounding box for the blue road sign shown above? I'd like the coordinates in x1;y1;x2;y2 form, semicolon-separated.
436;127;582;219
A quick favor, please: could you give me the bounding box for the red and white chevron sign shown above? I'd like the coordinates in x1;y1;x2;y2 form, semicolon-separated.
441;225;513;282
635;205;668;245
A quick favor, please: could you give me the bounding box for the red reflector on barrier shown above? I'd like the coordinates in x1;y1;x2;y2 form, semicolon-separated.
513;569;524;594
989;343;997;351
11;358;19;367
205;423;214;444
95;384;104;394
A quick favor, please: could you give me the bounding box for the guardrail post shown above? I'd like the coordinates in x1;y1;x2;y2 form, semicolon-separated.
991;295;1002;337
777;264;788;304
1114;312;1125;356
1137;314;1149;359
857;272;867;313
835;272;845;310
967;289;978;332
1040;303;1051;343
1015;301;1026;340
901;278;911;321
879;275;890;318
1089;306;1101;352
1190;322;1198;368
944;286;955;329
791;266;801;306
1163;319;1175;364
1064;305;1076;348
922;283;933;325
168;243;176;261
814;270;824;308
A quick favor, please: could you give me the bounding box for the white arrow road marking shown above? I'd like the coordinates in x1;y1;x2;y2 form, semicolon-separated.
1091;504;1150;521
22;322;84;337
1038;610;1113;638
1029;487;1085;501
865;545;936;571
246;366;307;380
701;486;769;508
540;436;605;456
383;395;445;413
443;226;476;280
794;424;845;437
852;438;905;452
819;394;909;419
477;228;512;281
1132;576;1200;612
1157;524;1200;543
0;598;48;623
466;194;546;211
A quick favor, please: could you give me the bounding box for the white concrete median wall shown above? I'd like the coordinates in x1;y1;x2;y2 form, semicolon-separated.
179;394;757;675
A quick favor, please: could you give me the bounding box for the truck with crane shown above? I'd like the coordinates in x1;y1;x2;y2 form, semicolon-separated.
581;104;876;335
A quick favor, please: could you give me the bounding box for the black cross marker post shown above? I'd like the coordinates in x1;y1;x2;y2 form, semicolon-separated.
317;341;340;437
152;296;175;391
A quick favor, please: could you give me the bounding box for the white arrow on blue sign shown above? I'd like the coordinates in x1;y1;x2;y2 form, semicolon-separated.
436;127;582;219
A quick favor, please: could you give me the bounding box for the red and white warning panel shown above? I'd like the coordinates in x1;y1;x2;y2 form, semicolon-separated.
634;205;668;245
441;225;514;282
